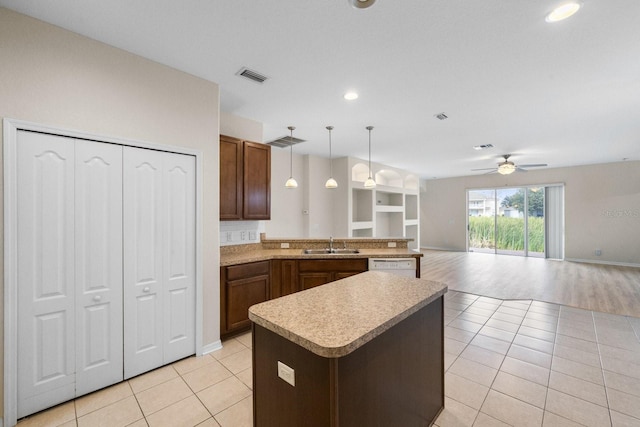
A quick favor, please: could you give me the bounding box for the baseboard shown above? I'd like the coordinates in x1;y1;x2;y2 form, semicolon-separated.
565;258;640;268
420;246;465;252
201;340;223;356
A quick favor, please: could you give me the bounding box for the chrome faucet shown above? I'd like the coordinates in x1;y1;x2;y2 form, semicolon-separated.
329;236;334;252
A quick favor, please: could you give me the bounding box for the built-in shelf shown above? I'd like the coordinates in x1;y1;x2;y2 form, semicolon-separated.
333;157;420;248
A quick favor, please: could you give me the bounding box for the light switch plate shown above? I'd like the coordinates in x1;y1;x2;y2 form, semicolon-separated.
277;361;295;386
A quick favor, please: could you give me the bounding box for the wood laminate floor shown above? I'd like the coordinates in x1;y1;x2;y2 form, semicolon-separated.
420;250;640;318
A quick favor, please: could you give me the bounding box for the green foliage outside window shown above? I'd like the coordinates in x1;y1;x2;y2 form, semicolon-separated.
469;216;544;253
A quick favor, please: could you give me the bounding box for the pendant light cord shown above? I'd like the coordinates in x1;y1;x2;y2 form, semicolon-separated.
366;126;374;179
288;126;295;178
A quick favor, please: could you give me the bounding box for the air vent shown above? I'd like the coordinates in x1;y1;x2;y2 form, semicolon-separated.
434;112;448;120
266;135;306;148
473;144;494;150
236;67;268;84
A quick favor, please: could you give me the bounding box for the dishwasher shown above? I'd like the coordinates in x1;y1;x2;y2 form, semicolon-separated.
368;258;417;278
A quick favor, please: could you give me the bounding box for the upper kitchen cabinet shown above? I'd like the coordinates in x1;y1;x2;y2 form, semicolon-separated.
220;135;271;220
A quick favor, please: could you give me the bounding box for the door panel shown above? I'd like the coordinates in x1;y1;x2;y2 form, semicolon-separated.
75;141;123;395
17;131;76;417
163;154;196;363
123;147;165;379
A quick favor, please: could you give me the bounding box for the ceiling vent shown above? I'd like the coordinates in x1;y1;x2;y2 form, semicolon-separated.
266;135;306;148
236;67;268;84
473;144;494;150
434;112;448;120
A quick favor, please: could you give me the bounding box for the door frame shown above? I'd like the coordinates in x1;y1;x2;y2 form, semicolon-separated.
466;184;564;257
3;118;204;426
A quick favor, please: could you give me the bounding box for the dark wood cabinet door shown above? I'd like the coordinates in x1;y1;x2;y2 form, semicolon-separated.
299;272;333;290
225;274;269;332
221;261;270;337
271;260;299;298
243;141;271;220
219;135;243;220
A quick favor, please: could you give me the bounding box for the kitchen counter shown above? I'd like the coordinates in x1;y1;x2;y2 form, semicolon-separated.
220;247;423;267
249;271;446;357
249;270;447;426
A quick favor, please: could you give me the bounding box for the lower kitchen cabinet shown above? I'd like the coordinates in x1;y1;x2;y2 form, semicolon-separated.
271;260;299;298
298;259;368;290
222;258;368;337
221;260;270;338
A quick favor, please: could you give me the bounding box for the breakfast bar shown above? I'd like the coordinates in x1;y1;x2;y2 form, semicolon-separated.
248;271;447;426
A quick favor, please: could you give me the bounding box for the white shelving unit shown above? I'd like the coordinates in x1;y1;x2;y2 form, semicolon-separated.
332;157;420;249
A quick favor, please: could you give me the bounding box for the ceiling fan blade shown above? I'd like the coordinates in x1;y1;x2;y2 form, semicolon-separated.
471;167;498;171
518;163;547;168
515;167;528;173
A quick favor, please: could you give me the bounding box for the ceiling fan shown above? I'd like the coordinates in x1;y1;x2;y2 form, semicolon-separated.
472;154;548;175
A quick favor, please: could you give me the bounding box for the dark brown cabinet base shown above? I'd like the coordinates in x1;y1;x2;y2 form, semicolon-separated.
252;296;444;426
220;261;270;338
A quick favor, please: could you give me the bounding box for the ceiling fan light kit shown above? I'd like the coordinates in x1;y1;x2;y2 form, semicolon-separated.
498;162;517;175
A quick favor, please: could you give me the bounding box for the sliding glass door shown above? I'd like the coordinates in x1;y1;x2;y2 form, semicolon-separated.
468;186;547;258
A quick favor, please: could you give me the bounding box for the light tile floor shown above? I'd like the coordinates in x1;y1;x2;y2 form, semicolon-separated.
436;291;640;427
16;332;255;427
16;291;640;427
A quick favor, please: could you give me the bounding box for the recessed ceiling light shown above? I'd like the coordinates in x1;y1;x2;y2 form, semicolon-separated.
344;92;359;101
546;2;582;22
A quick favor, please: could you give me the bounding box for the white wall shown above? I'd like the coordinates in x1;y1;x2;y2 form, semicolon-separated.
265;148;306;237
0;7;220;417
420;161;640;265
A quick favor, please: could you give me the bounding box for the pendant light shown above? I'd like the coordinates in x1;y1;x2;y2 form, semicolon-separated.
325;126;338;189
284;126;298;189
364;126;376;189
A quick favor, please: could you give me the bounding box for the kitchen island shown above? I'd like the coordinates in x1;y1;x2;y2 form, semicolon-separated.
248;271;447;426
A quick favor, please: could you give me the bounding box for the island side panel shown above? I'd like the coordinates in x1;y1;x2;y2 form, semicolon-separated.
336;296;444;426
252;324;333;427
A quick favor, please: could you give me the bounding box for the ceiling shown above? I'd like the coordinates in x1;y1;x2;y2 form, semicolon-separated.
2;0;639;179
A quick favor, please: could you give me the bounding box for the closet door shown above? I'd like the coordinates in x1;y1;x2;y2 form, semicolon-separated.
123;148;165;378
75;141;124;395
17;131;76;417
123;147;196;378
163;154;196;363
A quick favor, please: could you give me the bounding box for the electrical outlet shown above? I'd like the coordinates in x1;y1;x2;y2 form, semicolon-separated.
388;241;397;248
281;242;290;249
226;231;233;242
249;231;257;240
240;231;246;241
277;361;295;386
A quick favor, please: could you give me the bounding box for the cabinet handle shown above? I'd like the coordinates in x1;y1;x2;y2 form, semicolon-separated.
93;295;102;302
143;287;150;293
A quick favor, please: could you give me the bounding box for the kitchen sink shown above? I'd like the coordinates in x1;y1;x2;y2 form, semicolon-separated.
330;248;360;254
303;249;332;254
302;248;360;255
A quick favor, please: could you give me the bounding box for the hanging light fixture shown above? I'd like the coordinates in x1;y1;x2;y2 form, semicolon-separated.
325;126;338;189
364;126;376;189
284;126;298;189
